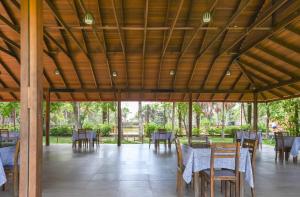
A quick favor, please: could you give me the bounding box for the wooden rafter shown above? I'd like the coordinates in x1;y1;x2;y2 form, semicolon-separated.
187;0;250;88
169;0;195;101
157;0;184;88
224;72;243;101
244;52;300;78
141;0;149;89
210;0;267;100
111;0;129;89
172;0;218;88
43;37;75;100
235;2;300;62
45;0;100;94
269;36;300;54
256;45;300;69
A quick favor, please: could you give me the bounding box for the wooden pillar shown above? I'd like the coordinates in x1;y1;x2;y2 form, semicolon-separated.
253;93;258;133
188;93;192;145
117;92;122;146
172;102;175;132
20;0;43;196
45;89;50;146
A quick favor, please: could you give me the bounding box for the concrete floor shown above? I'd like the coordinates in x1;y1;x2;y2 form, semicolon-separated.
1;144;300;197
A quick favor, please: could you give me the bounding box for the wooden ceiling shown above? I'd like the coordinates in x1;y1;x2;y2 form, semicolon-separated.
0;0;300;102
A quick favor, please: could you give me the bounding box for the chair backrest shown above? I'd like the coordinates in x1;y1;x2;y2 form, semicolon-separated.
0;129;9;138
174;138;183;171
78;129;87;138
274;132;288;150
158;128;167;134
242;139;258;169
210;142;240;179
191;135;210;148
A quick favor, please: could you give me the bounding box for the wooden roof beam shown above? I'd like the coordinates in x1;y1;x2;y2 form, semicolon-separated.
210;0;267;100
44;37;75;100
224;72;243;101
111;0;129;89
141;0;149;89
157;0;184;88
256;45;300;70
235;2;300;61
172;0;218;85
187;0;250;87
50;88;251;94
244;52;300;78
45;0;100;93
269;36;300;54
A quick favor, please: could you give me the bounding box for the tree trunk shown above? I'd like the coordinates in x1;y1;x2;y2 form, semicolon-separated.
138;101;143;139
266;103;270;137
183;115;188;136
247;103;252;126
295;101;299;135
196;113;200;129
178;110;182;135
145;105;150;124
221;103;225;138
102;104;108;124
107;105;110;124
172;102;175;132
72;102;80;130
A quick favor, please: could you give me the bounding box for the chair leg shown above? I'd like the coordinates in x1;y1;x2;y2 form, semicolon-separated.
251;187;255;197
275;151;277;162
210;179;214;197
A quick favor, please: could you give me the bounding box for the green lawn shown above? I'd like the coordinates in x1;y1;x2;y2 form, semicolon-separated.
43;136;275;146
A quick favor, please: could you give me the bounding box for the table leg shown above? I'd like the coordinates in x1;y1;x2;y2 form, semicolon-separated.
239;172;244;197
168;139;171;149
194;172;200;197
293;156;298;164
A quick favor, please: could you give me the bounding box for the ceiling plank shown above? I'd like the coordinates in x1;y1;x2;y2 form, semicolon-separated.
269;36;300;54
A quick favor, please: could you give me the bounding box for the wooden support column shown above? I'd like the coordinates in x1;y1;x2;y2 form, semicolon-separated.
188;93;192;145
20;0;43;196
117;92;122;146
253;93;258;133
240;103;243;126
45;89;50;146
172;102;175;132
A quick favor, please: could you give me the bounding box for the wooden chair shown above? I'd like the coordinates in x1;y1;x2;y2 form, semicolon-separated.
157;129;167;149
242;139;258;197
174;138;185;194
202;142;240;197
77;129;88;148
191;135;210;148
3;140;20;197
274;132;290;162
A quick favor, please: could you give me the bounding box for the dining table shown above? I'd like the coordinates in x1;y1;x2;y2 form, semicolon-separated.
0;146;16;186
235;131;263;148
151;131;174;149
277;136;300;161
72;130;97;147
182;145;253;197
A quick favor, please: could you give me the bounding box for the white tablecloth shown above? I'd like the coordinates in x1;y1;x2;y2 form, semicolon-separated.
151;132;174;143
182;145;254;188
0;146;16;186
236;131;262;146
72;131;96;142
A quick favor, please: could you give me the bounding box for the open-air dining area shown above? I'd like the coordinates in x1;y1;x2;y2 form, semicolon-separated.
0;0;300;196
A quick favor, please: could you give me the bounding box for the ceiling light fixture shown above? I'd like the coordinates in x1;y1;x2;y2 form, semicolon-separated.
84;12;94;25
226;70;231;76
202;12;211;23
55;69;60;75
112;71;117;77
169;70;175;76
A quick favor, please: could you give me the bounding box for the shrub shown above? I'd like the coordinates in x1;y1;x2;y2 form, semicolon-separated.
50;125;72;136
82;122;93;130
98;124;112;136
144;122;158;137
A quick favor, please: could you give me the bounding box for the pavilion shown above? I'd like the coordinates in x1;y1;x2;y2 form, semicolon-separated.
0;0;300;196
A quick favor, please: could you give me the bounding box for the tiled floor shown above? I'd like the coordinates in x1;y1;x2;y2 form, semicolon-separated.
1;144;300;196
